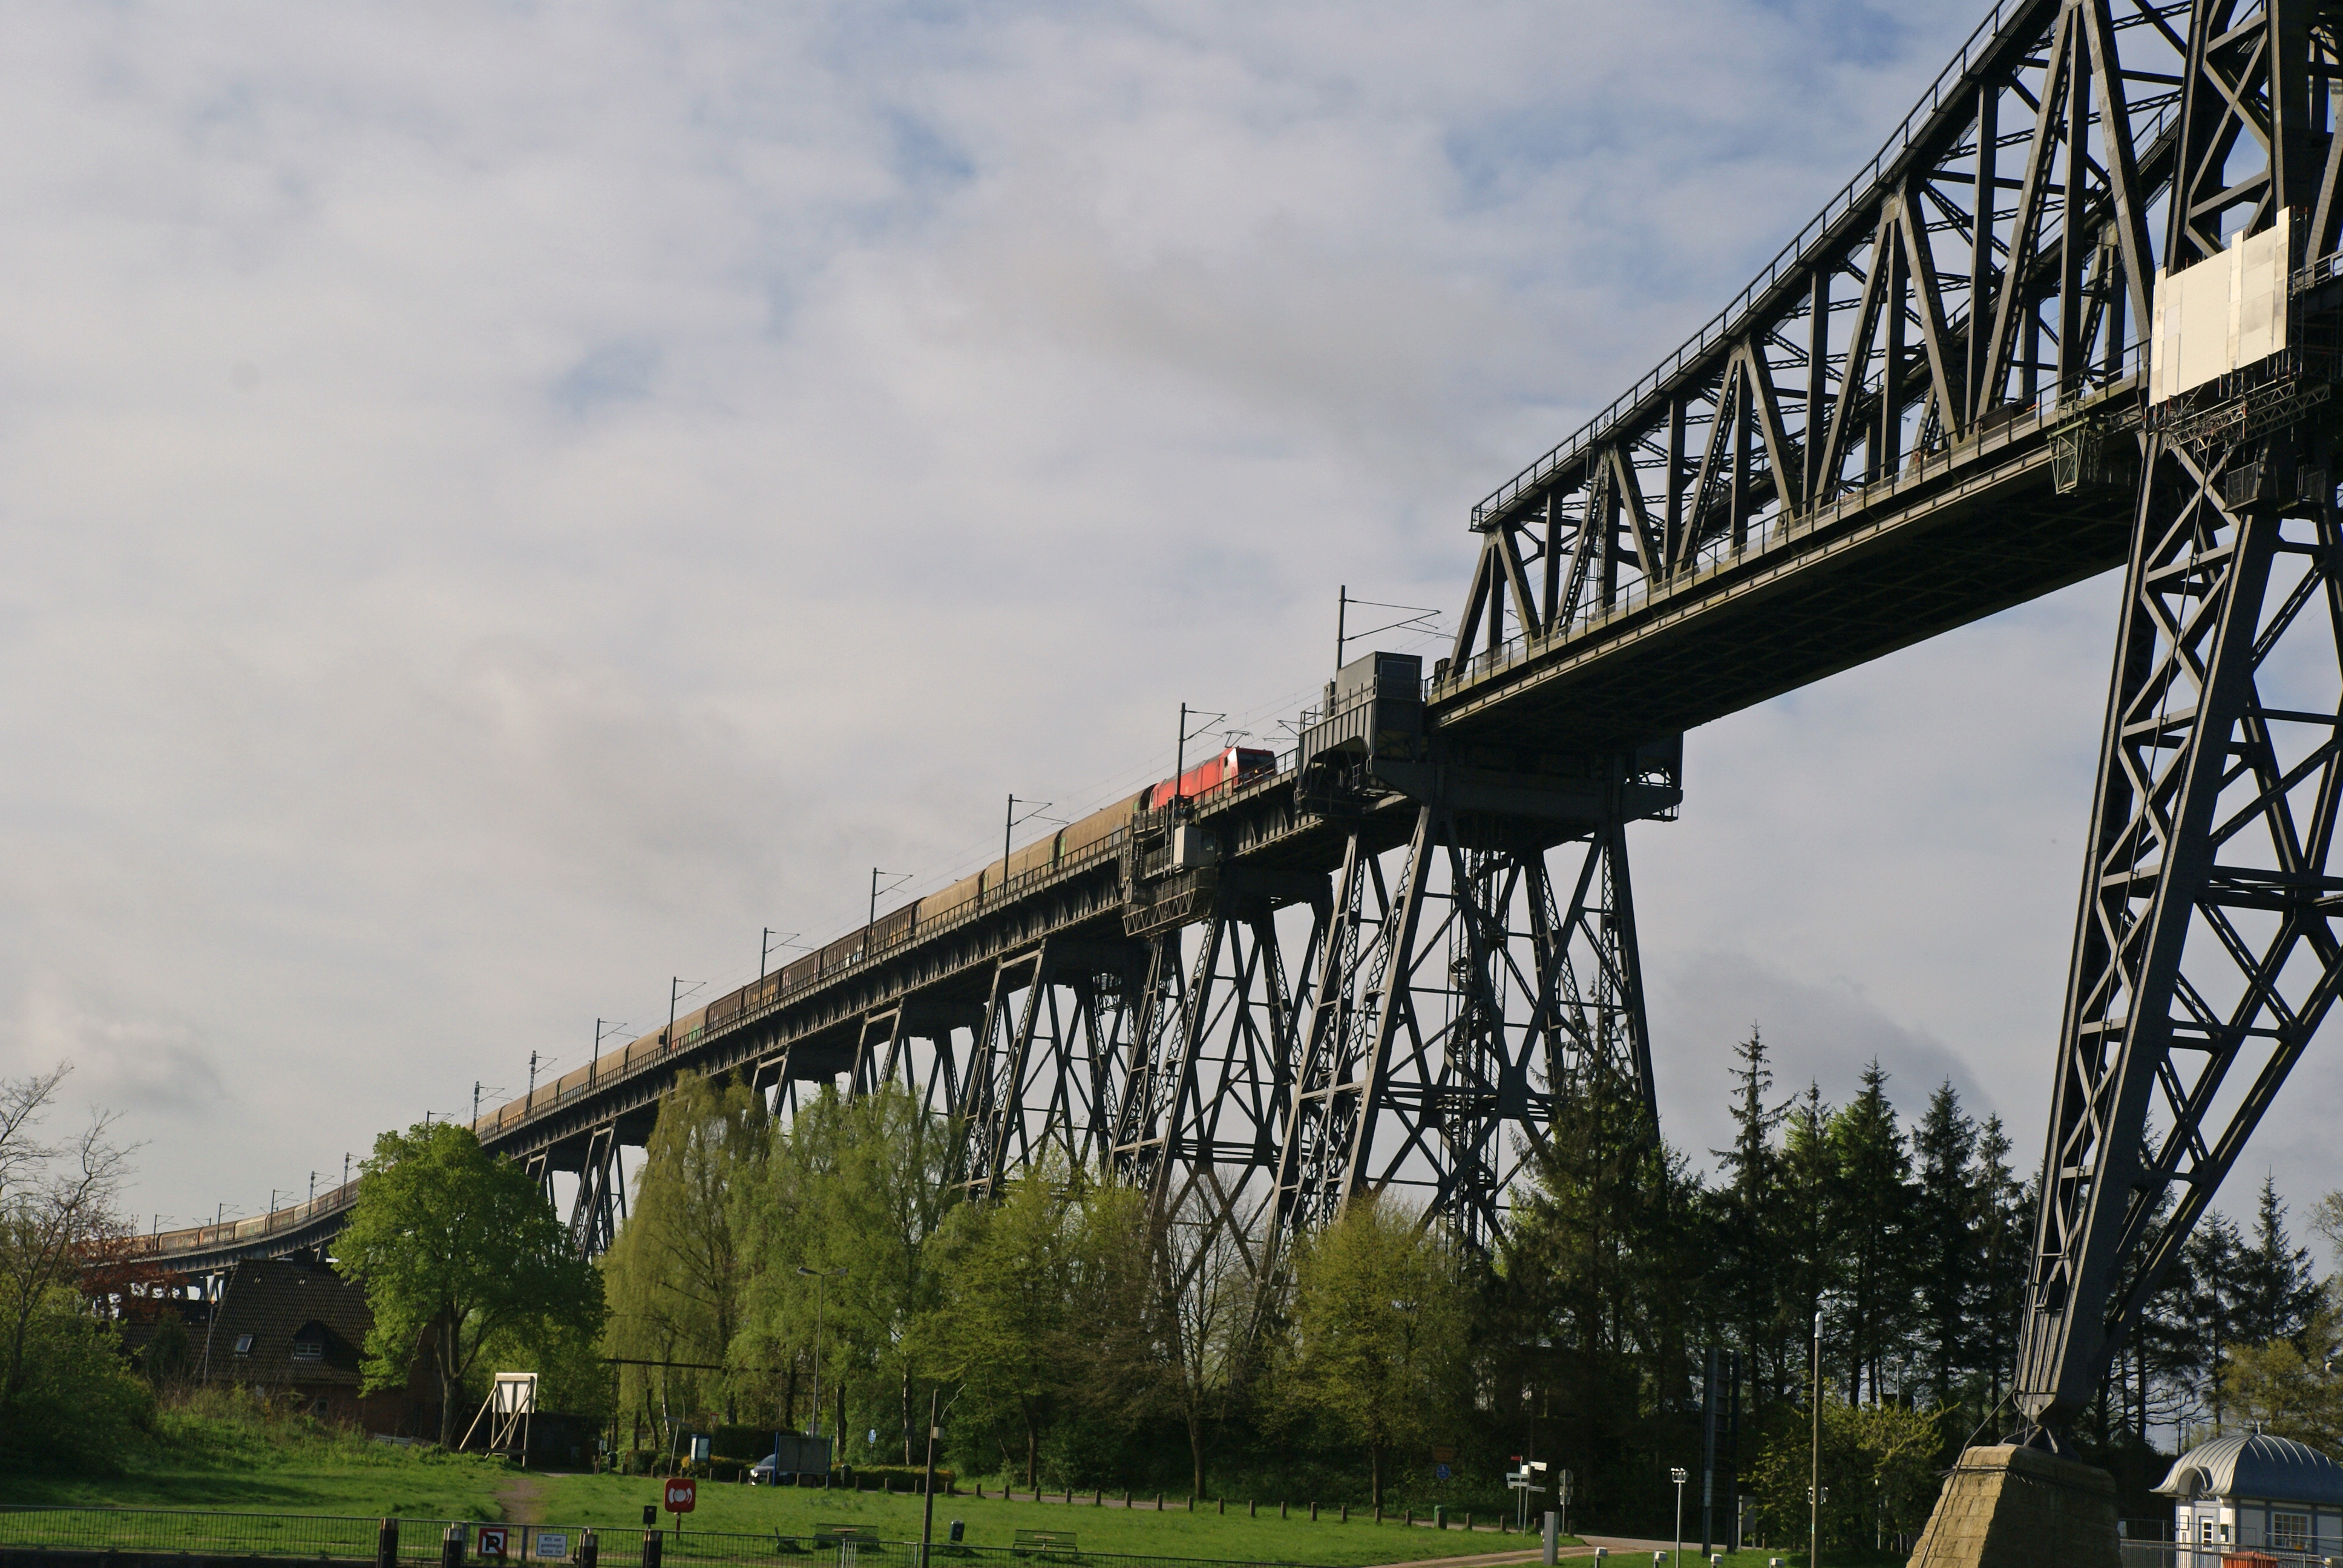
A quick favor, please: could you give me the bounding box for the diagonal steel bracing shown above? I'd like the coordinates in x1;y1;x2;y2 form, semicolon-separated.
2016;0;2343;1440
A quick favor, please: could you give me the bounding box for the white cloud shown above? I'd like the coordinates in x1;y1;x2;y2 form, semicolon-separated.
0;0;2324;1246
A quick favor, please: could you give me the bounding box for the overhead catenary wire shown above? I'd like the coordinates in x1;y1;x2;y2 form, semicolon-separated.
540;605;1459;1093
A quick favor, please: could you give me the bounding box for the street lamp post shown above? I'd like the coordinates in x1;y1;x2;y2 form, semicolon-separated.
797;1266;846;1489
919;1387;942;1568
1670;1468;1687;1568
1810;1309;1823;1568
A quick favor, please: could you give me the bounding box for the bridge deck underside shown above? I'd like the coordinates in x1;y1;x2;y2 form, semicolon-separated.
1435;424;2138;754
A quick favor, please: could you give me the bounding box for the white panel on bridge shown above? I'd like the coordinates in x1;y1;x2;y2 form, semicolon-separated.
2152;207;2291;403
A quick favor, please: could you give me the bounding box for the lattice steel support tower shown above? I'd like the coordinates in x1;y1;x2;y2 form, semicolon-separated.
2016;0;2343;1442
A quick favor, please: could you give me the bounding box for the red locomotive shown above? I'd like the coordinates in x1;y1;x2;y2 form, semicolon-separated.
1145;746;1277;811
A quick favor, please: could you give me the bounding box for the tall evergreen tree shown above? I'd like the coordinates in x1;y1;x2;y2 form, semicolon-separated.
1709;1027;1791;1403
1779;1081;1840;1405
2234;1175;2321;1347
1910;1080;1979;1407
1826;1062;1915;1403
1968;1115;2028;1415
2177;1211;2246;1430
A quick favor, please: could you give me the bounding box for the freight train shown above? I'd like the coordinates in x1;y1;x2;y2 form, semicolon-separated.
567;745;1282;1078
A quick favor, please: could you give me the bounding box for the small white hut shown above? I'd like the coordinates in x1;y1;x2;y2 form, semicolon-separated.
2155;1432;2343;1560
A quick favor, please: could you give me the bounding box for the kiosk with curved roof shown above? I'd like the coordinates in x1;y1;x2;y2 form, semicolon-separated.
2155;1433;2343;1560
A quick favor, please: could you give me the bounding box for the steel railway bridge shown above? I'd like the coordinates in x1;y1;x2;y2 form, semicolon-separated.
137;0;2343;1444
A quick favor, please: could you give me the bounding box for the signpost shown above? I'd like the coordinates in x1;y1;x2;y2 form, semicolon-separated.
1508;1460;1548;1535
664;1477;697;1534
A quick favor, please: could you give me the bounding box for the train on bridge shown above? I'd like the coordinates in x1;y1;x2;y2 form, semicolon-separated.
127;7;2343;1532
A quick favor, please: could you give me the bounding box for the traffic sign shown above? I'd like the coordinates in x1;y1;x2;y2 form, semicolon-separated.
665;1478;698;1514
476;1527;509;1562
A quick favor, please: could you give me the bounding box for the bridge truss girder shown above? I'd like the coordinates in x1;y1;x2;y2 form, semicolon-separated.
788;797;1663;1278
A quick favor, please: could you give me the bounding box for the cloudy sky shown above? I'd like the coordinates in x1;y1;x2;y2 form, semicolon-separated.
4;0;2332;1255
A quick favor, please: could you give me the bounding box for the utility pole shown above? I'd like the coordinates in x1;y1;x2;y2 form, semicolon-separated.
1002;795;1017;900
308;1171;317;1207
528;1051;539;1102
472;1082;481;1123
1336;584;1348;668
342;1152;351;1192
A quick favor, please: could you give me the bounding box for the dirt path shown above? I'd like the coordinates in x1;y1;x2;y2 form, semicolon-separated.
495;1477;548;1526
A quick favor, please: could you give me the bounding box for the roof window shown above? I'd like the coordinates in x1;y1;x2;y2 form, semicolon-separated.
233;1334;255;1356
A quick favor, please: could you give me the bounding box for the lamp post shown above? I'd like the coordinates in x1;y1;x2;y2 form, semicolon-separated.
797;1266;846;1488
1810;1308;1823;1568
1670;1468;1686;1568
919;1387;942;1568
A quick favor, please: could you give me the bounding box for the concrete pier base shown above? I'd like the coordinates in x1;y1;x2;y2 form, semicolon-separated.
1909;1443;2121;1568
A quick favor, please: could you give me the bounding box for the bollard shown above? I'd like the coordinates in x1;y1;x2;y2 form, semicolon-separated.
578;1532;596;1568
1217;1499;1225;1515
1405;1511;1414;1528
1434;1506;1446;1531
1123;1491;1131;1508
377;1519;398;1568
441;1524;465;1568
1280;1502;1288;1520
1093;1492;1101;1508
1340;1505;1348;1524
1466;1513;1473;1532
1591;1550;1607;1565
1542;1511;1558;1567
1309;1503;1318;1523
642;1530;663;1568
1249;1501;1257;1518
1156;1494;1164;1511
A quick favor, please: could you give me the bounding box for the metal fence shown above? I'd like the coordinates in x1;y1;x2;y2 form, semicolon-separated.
2113;1538;2343;1568
0;1512;1316;1568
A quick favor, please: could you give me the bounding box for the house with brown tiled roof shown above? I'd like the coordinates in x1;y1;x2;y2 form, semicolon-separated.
128;1253;437;1434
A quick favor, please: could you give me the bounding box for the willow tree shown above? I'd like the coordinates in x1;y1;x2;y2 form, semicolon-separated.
600;1070;768;1441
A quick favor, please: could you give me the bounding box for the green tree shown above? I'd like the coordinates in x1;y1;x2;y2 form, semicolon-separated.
1910;1080;1978;1407
2222;1293;2343;1449
1709;1027;1790;1402
2234;1175;2321;1346
1824;1062;1913;1402
601;1070;767;1439
1745;1391;1944;1549
921;1163;1078;1487
1284;1192;1468;1508
1157;1185;1254;1498
1968;1116;2029;1413
335;1119;605;1446
0;1063;145;1472
736;1085;958;1462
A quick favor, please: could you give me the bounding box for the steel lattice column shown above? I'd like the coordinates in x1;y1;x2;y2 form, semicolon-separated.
569;1126;626;1258
1112;890;1320;1254
1267;806;1656;1267
2014;0;2343;1440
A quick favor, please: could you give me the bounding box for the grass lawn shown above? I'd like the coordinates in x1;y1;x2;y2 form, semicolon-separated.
519;1474;1576;1566
0;1393;1583;1567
